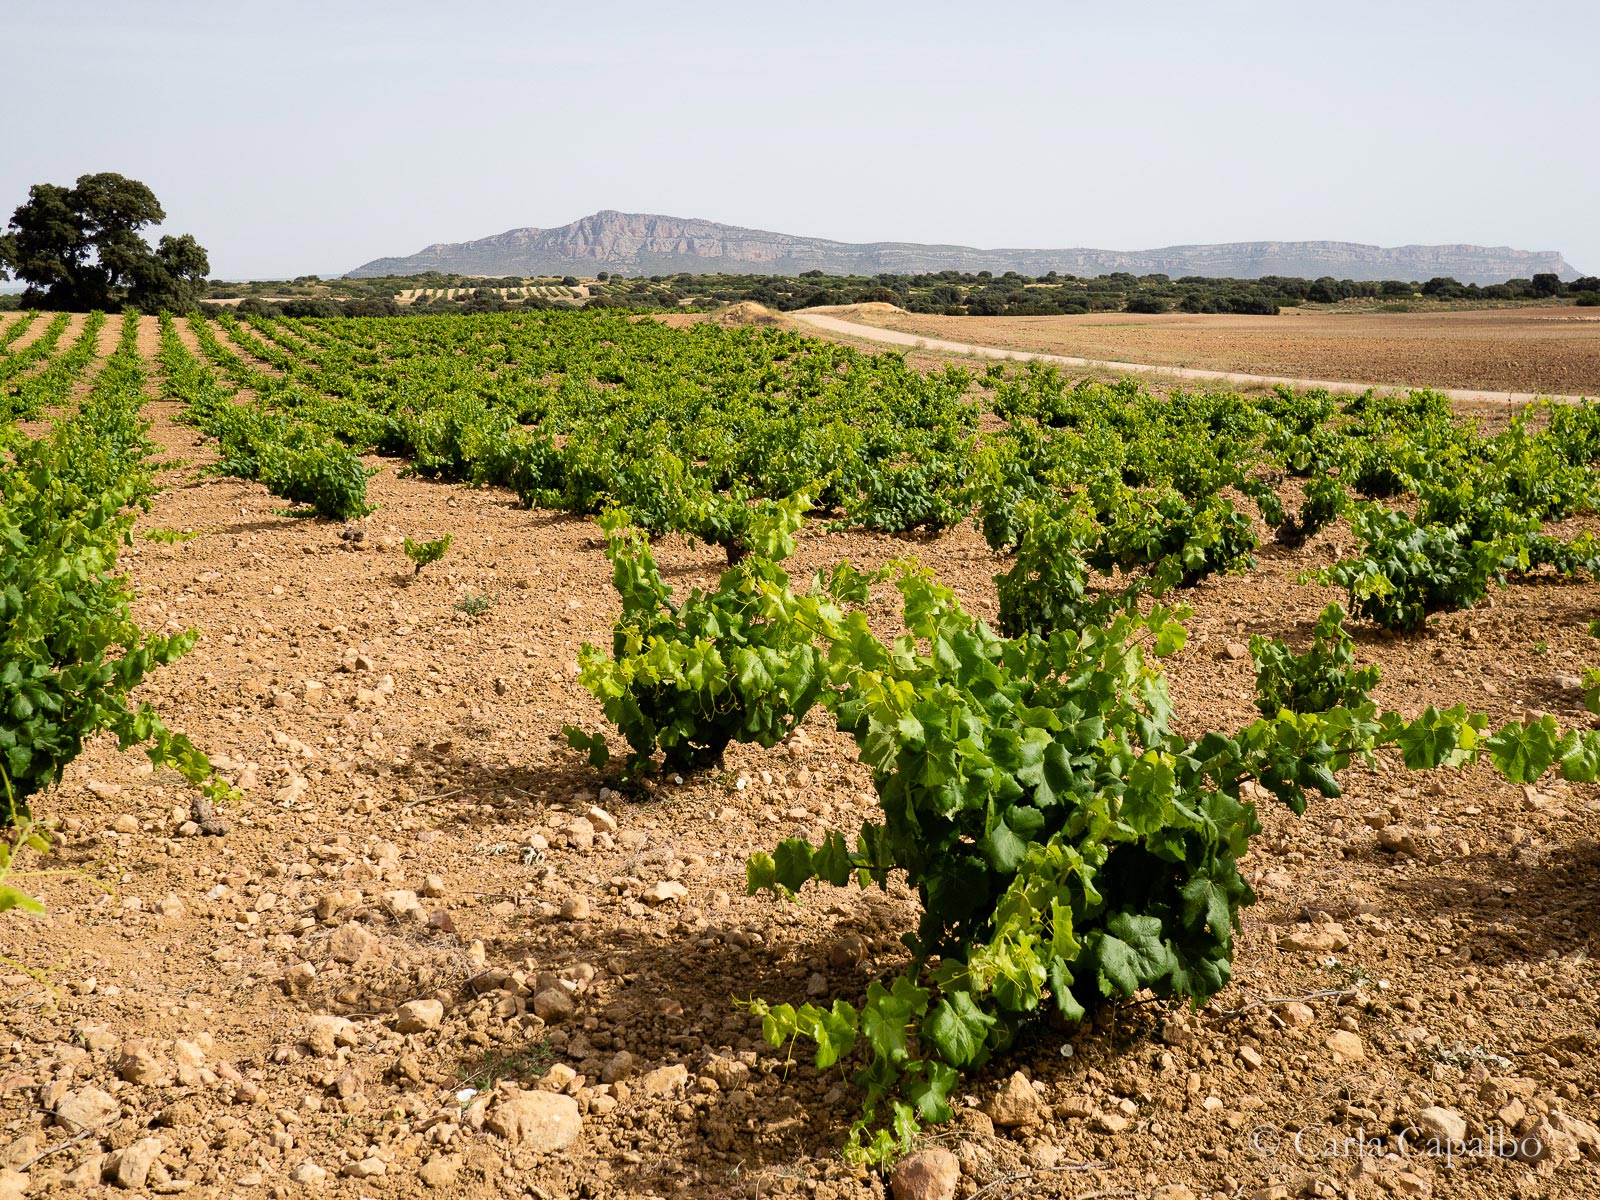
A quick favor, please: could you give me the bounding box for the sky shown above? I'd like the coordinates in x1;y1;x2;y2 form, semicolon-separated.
4;0;1596;280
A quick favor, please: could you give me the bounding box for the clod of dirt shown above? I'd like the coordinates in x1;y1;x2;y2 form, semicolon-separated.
483;1089;581;1151
188;795;229;835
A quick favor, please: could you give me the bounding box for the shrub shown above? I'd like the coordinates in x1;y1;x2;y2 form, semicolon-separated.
1317;505;1513;630
567;501;824;775
403;534;452;574
1251;603;1380;715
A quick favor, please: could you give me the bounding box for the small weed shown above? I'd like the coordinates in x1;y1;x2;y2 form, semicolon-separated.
453;587;498;618
1424;1042;1513;1071
455;1041;555;1093
1319;959;1378;990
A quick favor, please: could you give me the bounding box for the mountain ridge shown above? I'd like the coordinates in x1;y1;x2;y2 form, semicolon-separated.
348;210;1581;285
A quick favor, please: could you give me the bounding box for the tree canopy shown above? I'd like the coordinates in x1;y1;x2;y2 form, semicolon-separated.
0;173;210;311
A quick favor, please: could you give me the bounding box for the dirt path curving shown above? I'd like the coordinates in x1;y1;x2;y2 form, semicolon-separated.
793;309;1592;404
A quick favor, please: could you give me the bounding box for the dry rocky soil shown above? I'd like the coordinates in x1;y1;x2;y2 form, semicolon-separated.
820;306;1600;398
0;315;1597;1200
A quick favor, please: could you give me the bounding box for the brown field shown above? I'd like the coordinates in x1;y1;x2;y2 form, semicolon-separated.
823;305;1600;398
4;316;1598;1200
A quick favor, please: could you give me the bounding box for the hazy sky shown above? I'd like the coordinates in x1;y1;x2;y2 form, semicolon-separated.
6;1;1596;280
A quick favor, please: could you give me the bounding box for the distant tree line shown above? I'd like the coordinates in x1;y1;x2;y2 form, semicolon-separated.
609;268;1600;317
163;268;1600;320
182;266;1599;321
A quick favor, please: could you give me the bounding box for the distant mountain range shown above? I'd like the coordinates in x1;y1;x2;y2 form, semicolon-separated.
347;211;1580;285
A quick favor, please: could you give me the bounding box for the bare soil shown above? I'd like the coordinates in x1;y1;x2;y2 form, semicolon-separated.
1;321;1597;1200
813;306;1600;398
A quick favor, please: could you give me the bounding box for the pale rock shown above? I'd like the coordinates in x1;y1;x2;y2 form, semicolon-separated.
641;880;687;906
639;1063;688;1097
1414;1105;1467;1144
539;1064;577;1093
64;1156;104;1189
173;1038;209;1067
1150;1187;1197;1200
484;1090;581;1152
1548;1111;1600;1159
559;896;591;921
1324;1030;1365;1060
290;1161;327;1187
1092;1111;1130;1134
1279;924;1350;953
382;889;423;920
703;1055;749;1091
113;814;140;834
3;1135;41;1169
283;962;317;994
890;1147;960;1200
1055;1094;1096;1120
343;1157;386;1178
116;1040;165;1085
329;921;376;964
985;1071;1044;1128
0;1170;27;1200
305;1016;351;1057
1378;825;1420;856
600;1052;634;1084
274;774;309;805
566;817;595;850
1223;641;1248;660
155;894;186;918
55;1086;118;1132
1281;1002;1315;1027
314;889;358;925
172;1040;208;1086
532;988;574;1023
1159;1015;1193;1046
421;874;447;898
1516;1117;1580;1167
417;1155;459;1189
396;999;444;1033
113;1137;163;1189
586;807;618;835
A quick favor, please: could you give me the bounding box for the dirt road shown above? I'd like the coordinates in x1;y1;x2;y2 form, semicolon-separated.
794;309;1592;403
